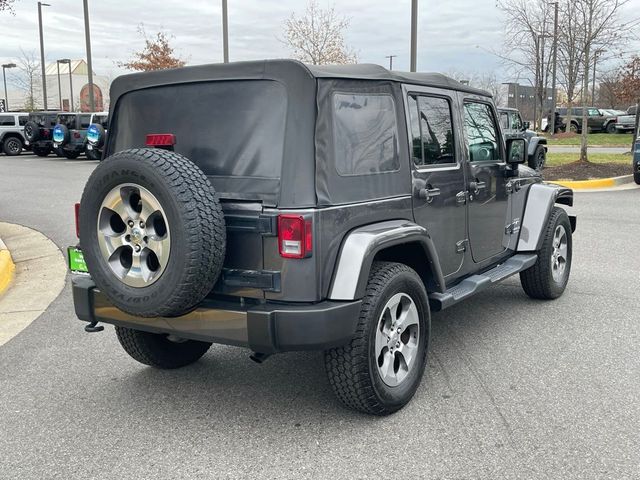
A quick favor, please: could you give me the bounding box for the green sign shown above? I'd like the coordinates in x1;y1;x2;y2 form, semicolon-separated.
67;247;89;273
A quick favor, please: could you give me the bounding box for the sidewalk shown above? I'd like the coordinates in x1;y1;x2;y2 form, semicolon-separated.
0;222;66;346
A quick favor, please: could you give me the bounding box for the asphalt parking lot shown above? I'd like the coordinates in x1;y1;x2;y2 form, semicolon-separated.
1;153;639;479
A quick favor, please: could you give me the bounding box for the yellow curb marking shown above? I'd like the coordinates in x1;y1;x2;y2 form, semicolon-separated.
551;177;617;190
0;249;15;296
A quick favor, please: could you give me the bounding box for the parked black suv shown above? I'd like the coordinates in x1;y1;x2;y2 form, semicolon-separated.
71;60;576;415
23;112;61;156
498;107;547;170
52;112;94;159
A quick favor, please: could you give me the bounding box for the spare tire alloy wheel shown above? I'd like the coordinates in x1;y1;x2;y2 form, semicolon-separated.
375;293;421;387
80;148;226;317
97;183;170;287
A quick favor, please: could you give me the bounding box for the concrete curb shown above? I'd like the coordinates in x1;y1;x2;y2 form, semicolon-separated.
0;237;15;297
0;222;67;346
550;174;634;190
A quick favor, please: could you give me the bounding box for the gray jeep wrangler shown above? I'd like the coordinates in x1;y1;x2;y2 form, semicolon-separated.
71;60;576;415
498;107;547;170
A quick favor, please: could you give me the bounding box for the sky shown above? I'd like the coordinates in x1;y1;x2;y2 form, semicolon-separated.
1;0;639;87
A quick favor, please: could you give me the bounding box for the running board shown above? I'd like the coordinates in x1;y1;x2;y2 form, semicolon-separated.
428;254;538;311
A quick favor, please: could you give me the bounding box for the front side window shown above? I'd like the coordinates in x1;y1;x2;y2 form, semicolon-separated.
333;93;399;175
408;94;455;166
464;102;501;162
0;115;15;126
510;112;523;130
588;108;600;116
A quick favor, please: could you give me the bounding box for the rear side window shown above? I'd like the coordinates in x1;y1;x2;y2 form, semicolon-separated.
79;115;91;128
499;112;509;129
408;94;455;167
333;93;399;176
18;116;28;126
0;115;15;126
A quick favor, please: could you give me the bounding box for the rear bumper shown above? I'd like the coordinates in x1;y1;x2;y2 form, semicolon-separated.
72;277;361;354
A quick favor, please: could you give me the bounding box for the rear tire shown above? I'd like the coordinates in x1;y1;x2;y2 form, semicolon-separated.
115;326;211;369
520;207;572;300
63;150;81;160
2;136;23;156
33;146;50;157
633;164;640;185
324;262;430;415
85;148;101;160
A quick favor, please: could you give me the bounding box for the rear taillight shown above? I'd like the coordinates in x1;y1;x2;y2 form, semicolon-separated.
278;215;312;259
74;203;80;238
145;133;176;148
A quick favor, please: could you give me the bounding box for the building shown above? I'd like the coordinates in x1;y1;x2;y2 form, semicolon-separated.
44;59;110;112
500;82;555;123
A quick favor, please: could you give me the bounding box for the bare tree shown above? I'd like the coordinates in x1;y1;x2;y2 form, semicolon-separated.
284;0;356;65
617;55;640;144
0;0;17;13
597;68;623;108
118;25;186;71
574;0;631;162
12;49;42;111
497;0;554;129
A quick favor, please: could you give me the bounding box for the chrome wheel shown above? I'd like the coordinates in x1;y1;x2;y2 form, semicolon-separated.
375;293;420;387
97;183;171;287
551;225;568;283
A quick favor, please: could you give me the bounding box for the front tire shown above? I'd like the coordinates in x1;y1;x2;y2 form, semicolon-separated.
529;145;546;170
520;207;572;299
324;262;430;415
115;326;211;369
606;122;617;134
633;163;640;185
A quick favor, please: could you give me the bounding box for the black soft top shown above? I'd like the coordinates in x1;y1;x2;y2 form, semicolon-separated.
109;59;490;108
107;60;491;208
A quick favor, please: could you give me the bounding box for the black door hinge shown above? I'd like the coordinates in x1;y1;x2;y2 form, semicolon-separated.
456;239;468;253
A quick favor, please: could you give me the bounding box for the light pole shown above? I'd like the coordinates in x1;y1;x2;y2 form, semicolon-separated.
385;55;397;70
410;0;418;72
549;1;559;134
222;0;229;63
2;63;16;111
59;59;72;111
83;0;95;111
38;2;51;110
56;59;62;109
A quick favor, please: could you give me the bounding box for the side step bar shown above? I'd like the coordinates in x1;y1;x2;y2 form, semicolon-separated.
429;254;538;311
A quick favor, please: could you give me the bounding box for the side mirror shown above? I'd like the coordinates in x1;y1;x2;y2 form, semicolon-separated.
522;121;530;130
506;138;526;165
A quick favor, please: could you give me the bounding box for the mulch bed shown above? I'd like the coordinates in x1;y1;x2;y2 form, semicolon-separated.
543;161;632;181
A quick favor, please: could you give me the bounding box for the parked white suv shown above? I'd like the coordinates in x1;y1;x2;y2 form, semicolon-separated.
0;112;29;156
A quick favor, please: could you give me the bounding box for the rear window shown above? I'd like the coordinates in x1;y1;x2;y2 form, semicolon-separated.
79;114;92;128
57;114;77;128
332;93;399;175
111;80;287;181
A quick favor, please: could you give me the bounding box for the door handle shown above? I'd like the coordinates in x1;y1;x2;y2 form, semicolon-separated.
419;186;441;203
469;180;487;195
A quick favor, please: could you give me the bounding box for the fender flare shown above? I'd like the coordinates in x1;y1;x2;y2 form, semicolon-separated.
527;136;547;159
328;220;445;301
517;183;575;252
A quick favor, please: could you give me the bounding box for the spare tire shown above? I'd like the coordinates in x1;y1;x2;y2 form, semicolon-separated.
79;148;226;317
52;124;70;146
24;121;40;143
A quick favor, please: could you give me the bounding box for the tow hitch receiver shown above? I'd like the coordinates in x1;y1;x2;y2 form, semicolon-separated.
84;321;104;333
